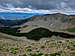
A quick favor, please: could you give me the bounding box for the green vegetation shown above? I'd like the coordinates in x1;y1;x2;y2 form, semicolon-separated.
4;48;9;52
10;48;19;54
23;25;28;28
26;46;32;52
67;45;75;51
45;54;48;56
0;47;9;52
20;53;27;56
50;51;62;56
0;27;20;36
30;53;43;56
0;27;75;41
57;40;62;43
62;18;72;23
26;48;32;51
25;28;52;40
11;50;16;54
66;27;75;32
40;45;45;48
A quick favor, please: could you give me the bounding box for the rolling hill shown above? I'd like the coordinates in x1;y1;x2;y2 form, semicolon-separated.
0;13;75;56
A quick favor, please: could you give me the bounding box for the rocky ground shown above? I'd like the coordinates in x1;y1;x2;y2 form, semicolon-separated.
0;32;75;56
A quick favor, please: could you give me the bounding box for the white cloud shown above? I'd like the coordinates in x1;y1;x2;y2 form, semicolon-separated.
28;5;32;8
61;2;67;9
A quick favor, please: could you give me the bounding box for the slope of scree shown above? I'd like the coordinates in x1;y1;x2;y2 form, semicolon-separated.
22;13;75;29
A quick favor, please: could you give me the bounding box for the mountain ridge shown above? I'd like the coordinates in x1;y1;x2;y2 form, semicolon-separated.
0;13;75;29
21;13;75;29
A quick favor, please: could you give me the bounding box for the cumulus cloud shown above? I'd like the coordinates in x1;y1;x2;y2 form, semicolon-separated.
61;2;67;9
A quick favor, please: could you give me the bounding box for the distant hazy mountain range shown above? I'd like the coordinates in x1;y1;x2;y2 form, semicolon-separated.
0;12;45;20
0;12;44;26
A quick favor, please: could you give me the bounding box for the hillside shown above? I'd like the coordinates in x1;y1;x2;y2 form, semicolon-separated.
0;13;75;35
0;13;75;56
0;13;75;28
22;13;75;29
0;19;26;26
0;33;75;56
